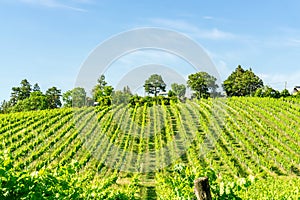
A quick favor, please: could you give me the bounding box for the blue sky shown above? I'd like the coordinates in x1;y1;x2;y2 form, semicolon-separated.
1;0;300;101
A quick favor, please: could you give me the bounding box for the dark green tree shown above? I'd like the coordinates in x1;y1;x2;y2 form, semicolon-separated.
10;79;32;105
254;86;280;98
144;74;166;96
280;89;290;97
46;87;62;109
171;83;186;98
63;87;87;108
223;65;263;96
33;83;41;92
12;92;48;112
187;72;218;99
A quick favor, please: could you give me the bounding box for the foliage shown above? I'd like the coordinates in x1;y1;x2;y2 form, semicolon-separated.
144;74;166;96
236;176;300;199
254;86;280;98
45;87;62;109
92;75;114;106
10;91;49;112
223;65;263;97
0;151;137;200
171;83;186;98
128;95;177;107
0;101;11;114
280;89;291;97
1;79;64;113
156;164;255;200
10;79;32;105
63;87;87;108
187;71;218;99
1;98;300;199
33;83;41;92
112;86;132;105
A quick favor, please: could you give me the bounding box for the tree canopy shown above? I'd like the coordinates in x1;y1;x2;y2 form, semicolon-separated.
92;75;114;106
223;65;263;97
92;75;113;101
10;79;32;105
63;87;87;108
171;83;186;98
187;72;218;99
112;86;132;105
45;87;62;109
0;79;63;113
144;74;166;96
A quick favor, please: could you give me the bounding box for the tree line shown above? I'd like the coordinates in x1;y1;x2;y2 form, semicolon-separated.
0;65;297;113
0;80;62;113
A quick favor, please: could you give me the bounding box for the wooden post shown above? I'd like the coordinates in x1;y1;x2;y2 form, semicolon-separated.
194;177;212;200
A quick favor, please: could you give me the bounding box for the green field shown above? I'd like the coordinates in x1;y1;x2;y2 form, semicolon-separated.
1;97;299;199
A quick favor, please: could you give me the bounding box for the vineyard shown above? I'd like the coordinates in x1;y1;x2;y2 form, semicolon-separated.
0;97;300;199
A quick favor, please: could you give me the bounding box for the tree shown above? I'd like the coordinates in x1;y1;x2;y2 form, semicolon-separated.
12;91;48;112
19;79;32;100
0;100;11;114
112;86;132;105
123;85;132;94
92;75;113;101
92;75;114;106
45;87;62;109
63;87;87;108
223;65;263;97
171;83;186;98
92;75;107;100
187;72;218;99
254;86;280;98
10;79;32;105
280;89;290;97
144;74;166;96
33;83;41;92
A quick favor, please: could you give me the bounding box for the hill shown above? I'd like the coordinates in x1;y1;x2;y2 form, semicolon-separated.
0;97;299;199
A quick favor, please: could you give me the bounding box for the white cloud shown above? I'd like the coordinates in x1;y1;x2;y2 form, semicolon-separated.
19;0;87;12
202;16;214;20
149;18;235;40
286;38;300;47
259;71;300;91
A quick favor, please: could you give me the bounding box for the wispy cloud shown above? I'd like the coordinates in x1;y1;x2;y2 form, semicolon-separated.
259;71;300;91
19;0;88;12
149;18;235;40
202;16;214;20
285;38;300;47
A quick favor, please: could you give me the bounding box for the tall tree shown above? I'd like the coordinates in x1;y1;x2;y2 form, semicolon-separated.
144;74;166;96
171;83;186;98
223;65;263;96
10;79;32;105
187;72;218;99
123;85;132;94
63;87;87;108
92;75;114;106
45;87;62;109
19;79;32;100
92;75;113;101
